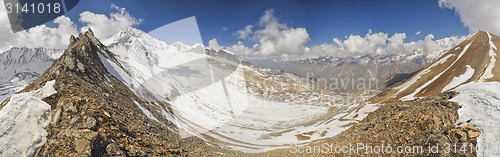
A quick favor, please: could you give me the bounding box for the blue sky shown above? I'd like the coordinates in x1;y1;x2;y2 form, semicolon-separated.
59;0;468;46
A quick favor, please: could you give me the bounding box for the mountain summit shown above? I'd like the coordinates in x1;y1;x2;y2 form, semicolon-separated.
372;30;500;102
28;29;121;86
0;29;186;156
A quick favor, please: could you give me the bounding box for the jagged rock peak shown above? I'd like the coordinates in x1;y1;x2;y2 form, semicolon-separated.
26;29;119;89
58;29;107;73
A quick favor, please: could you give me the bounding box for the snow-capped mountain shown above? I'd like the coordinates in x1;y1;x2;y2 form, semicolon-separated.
258;37;463;92
101;27;378;152
372;30;500;156
268;52;443;91
0;29;188;156
0;47;63;82
301;52;435;66
2;26;488;156
0;47;63;102
0;27;379;155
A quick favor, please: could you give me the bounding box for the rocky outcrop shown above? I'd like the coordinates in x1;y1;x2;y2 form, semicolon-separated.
18;30;183;156
264;92;479;156
322;92;479;156
9;29;249;156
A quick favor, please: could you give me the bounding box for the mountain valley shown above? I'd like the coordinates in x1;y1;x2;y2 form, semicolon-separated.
0;28;499;156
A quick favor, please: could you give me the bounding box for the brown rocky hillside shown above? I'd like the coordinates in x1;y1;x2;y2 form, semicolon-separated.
372;31;500;103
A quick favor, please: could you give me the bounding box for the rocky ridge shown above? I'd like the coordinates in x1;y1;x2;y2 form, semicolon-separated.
0;29;242;156
21;30;180;156
372;31;500;102
263;92;480;156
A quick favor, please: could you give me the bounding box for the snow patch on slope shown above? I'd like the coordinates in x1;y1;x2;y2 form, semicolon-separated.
401;42;473;101
0;80;57;157
98;53;133;85
0;48;63;82
0;81;31;103
396;54;454;93
103;27;380;152
133;100;160;122
207;103;378;153
479;32;497;81
451;82;500;156
442;65;475;92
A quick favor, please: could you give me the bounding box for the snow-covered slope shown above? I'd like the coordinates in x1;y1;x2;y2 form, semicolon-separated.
372;31;500;102
103;27;378;152
0;80;57;157
5;29;184;156
0;47;63;102
451;82;500;156
368;31;500;156
0;47;63;82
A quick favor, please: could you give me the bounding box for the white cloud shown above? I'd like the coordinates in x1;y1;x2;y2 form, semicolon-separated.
439;0;500;35
416;31;421;35
230;10;310;58
80;4;141;39
221;27;228;31
338;32;388;54
208;39;223;50
226;10;466;60
227;41;255;56
235;25;253;39
20;16;79;49
388;33;406;48
0;2;140;52
228;29;464;60
308;32;465;58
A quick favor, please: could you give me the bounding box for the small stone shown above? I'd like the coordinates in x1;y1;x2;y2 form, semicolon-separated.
464;124;479;131
359;123;373;131
64;105;78;113
468;130;481;139
51;109;62;125
74;138;91;155
396;105;411;110
127;145;141;156
106;143;125;156
69;116;80;125
455;130;468;142
83;117;97;129
104;111;111;118
77;62;85;72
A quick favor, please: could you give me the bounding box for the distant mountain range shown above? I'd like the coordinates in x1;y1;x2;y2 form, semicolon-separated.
265;53;439;91
0;28;376;155
1;27;499;156
0;47;63;102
